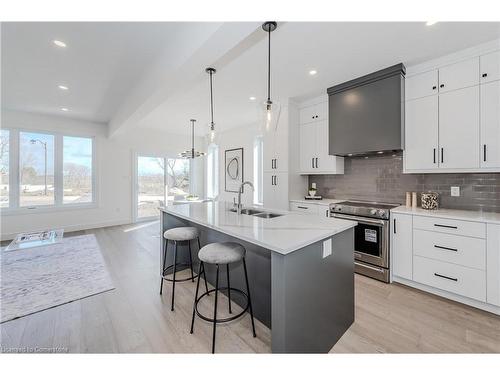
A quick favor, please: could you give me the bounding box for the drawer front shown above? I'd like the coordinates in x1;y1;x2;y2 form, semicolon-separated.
413;229;486;270
413;255;486;302
290;202;319;214
413;215;486;238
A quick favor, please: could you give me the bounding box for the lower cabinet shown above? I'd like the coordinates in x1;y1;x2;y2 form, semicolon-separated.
289;201;331;217
487;224;500;307
390;211;500;314
391;213;413;280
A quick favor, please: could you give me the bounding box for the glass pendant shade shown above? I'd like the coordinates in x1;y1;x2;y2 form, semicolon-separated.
206;123;218;145
205;67;218;146
259;99;281;135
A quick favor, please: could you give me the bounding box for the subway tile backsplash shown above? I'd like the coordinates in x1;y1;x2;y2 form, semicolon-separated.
309;152;500;212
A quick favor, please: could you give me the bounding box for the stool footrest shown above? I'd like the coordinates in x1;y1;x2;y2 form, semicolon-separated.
194;287;249;324
162;263;197;282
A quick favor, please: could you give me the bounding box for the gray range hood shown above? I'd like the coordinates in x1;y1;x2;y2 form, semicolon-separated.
327;63;406;156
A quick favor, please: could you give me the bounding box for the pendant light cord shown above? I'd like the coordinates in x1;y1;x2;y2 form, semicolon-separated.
267;27;271;103
209;70;214;129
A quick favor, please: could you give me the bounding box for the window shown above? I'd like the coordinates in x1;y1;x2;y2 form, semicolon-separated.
253;137;263;205
137;156;166;219
19;132;55;207
0;129;9;208
206;144;219;199
63;136;93;204
1;129;95;211
166;158;190;200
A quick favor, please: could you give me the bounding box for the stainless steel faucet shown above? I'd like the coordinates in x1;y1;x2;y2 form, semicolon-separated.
235;181;254;214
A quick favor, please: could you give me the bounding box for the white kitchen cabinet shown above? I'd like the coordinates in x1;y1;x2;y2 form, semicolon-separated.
299;101;327;124
391;213;413;280
405;95;439;170
487;224;500;307
299;122;316;173
480;50;500;84
290;201;319;215
480;81;500;168
438;85;480;169
263;171;289;210
263;106;289;173
405;70;438;100
438;57;479;93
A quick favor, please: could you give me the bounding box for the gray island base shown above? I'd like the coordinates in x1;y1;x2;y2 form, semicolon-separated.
160;202;355;353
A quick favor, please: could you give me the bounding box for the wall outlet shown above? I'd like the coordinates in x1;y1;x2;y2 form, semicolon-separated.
451;186;460;197
322;238;332;258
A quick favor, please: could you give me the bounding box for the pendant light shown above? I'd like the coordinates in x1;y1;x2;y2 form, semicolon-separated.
261;21;280;134
179;119;206;158
205;67;218;145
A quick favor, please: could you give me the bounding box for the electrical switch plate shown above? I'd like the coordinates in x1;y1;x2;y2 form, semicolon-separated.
451;186;460;197
323;238;332;258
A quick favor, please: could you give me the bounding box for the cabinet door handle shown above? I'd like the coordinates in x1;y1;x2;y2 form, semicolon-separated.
440;84;445;88
434;273;458;282
297;206;308;209
483;144;487;162
432;85;437;90
393;218;396;234
434;223;458;229
274;175;278;186
434;245;458;252
325;209;329;217
482;73;488;78
433;148;436;164
315;157;318;169
312;158;315;168
275;158;278;169
441;148;444;163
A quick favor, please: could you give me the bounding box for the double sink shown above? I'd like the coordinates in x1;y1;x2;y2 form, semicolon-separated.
229;208;283;219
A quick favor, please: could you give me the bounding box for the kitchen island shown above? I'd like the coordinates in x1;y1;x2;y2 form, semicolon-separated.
160;201;356;353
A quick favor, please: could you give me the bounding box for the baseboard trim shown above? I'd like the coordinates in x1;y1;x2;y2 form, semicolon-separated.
1;219;132;241
393;276;500;316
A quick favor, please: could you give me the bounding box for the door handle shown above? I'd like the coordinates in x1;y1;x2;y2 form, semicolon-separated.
434;273;458;282
433;148;436;164
312;158;314;169
315;157;318;169
275;175;278;185
434;245;458;252
441;148;444;163
275;158;278;169
482;73;488;78
393;218;396;234
483;144;487;162
440;84;445;89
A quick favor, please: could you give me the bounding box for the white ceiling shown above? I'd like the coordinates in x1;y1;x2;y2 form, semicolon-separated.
0;22;219;123
2;22;500;135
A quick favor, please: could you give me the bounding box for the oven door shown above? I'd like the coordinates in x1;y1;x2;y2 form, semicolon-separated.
331;213;389;268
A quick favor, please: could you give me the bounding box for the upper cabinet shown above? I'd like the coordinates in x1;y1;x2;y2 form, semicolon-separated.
480;50;500;84
298;99;344;175
404;50;500;173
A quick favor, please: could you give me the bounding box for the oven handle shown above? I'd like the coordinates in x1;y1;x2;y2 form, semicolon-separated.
331;212;388;226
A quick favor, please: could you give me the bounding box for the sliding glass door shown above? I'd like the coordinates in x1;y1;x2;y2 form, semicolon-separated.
135;155;190;221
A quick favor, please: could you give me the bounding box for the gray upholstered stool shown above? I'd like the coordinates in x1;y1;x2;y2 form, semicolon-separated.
160;227;208;311
190;242;256;353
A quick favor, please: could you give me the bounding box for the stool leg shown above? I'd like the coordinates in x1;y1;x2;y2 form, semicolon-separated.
198;237;209;295
160;239;168;295
212;264;220;354
226;264;232;314
243;258;256;338
188;240;195;282
190;261;203;334
171;241;178;311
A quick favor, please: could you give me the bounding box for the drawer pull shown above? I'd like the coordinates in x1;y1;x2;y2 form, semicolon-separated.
434;224;458;229
434;245;458;252
297;206;308;209
434;273;458;282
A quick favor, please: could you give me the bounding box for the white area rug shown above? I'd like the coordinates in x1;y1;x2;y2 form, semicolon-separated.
1;234;114;323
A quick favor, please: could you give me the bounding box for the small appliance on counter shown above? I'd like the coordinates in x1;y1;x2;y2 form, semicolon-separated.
305;182;322;200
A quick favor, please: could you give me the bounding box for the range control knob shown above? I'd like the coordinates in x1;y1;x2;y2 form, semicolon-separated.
370;209;377;215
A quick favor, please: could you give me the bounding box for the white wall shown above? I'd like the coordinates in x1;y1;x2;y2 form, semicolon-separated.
214;123;260;206
0;110;205;240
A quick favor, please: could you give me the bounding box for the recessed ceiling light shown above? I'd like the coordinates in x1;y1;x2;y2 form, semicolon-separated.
426;21;437;26
249;96;256;101
61;107;69;112
53;40;67;48
309;70;317;76
58;85;68;90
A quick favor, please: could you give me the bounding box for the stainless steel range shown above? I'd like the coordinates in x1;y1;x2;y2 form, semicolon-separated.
330;200;399;282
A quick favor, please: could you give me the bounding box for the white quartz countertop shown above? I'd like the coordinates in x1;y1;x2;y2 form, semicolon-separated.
392;205;500;225
161;201;356;255
289;198;345;206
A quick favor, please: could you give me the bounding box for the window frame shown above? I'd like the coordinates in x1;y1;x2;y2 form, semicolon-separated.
1;128;97;215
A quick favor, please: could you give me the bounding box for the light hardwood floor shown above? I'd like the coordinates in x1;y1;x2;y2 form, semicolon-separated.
1;221;499;353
